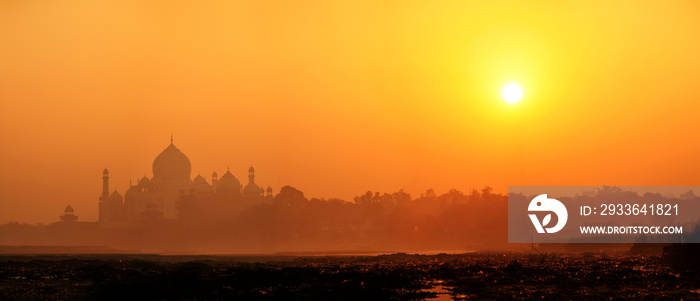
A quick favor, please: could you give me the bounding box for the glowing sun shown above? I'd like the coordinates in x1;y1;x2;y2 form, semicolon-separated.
502;83;523;104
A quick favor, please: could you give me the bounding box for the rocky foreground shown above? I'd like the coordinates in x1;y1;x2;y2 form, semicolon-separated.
1;252;699;300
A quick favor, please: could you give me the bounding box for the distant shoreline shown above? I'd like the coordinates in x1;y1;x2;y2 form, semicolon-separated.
0;244;474;258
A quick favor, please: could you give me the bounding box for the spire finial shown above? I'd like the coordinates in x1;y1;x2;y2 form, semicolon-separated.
170;133;173;144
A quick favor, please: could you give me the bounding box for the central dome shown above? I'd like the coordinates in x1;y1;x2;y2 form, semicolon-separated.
152;142;191;180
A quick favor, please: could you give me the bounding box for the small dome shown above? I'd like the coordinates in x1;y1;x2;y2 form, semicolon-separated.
124;185;139;200
219;170;241;190
152;142;191;180
109;190;123;203
244;182;261;195
266;186;273;192
103;168;109;174
248;165;255;173
193;174;208;185
139;176;151;186
212;171;218;178
65;205;74;213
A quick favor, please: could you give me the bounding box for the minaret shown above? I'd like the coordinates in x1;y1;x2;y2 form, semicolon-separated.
211;171;218;193
248;165;255;185
100;168;109;202
99;168;109;227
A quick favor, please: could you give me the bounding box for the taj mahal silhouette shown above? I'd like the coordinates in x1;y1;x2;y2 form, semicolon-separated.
98;136;273;228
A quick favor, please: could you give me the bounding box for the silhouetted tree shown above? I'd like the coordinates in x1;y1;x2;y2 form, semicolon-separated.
392;189;411;208
274;186;308;208
354;191;375;206
439;189;466;205
481;186;493;200
680;190;697;200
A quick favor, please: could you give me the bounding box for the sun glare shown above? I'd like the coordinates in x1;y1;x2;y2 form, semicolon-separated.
502;83;523;104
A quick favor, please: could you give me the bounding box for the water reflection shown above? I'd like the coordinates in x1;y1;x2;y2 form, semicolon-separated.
423;281;454;301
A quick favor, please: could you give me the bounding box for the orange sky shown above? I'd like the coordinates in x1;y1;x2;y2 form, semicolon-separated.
2;1;700;224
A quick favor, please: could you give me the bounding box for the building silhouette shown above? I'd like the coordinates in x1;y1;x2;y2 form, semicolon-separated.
99;137;273;228
59;205;78;223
